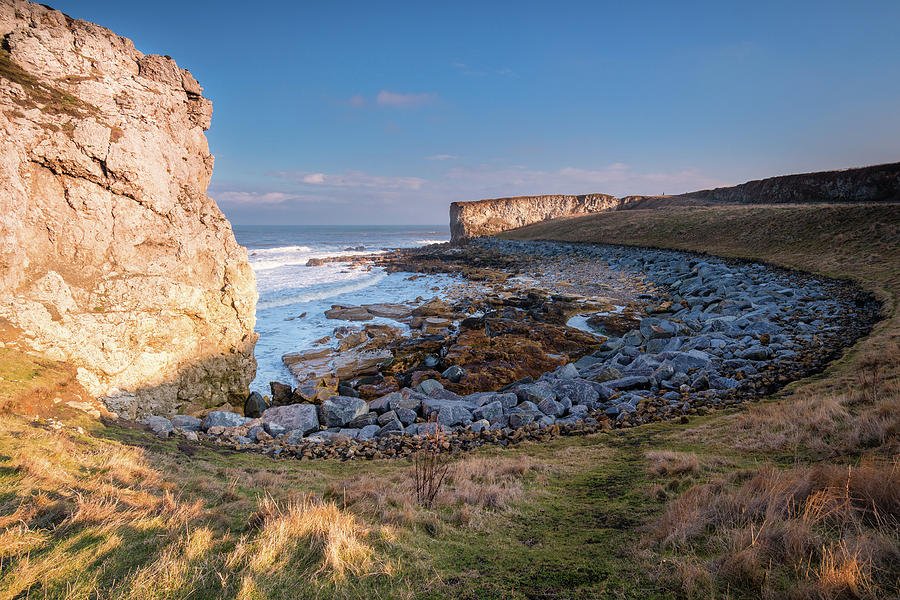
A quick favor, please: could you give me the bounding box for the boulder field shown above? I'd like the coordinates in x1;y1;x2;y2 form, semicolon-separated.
143;239;878;460
0;0;257;417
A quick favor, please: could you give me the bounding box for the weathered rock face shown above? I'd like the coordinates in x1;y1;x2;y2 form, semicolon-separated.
0;0;257;418
449;163;900;242
681;162;900;205
449;193;636;243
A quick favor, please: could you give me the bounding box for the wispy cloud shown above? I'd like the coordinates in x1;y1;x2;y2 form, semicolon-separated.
376;90;436;108
426;154;458;161
274;169;427;190
210;189;301;205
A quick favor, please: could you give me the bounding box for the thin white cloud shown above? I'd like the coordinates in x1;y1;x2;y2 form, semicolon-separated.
426;154;458;161
275;169;427;190
211;190;300;204
376;90;436;108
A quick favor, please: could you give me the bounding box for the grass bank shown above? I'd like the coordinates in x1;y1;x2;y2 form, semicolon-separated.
0;202;897;598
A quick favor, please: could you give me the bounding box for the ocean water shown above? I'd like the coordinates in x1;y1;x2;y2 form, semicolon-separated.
232;225;453;394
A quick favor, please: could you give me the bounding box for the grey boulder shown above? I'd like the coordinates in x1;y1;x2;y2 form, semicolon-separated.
262;403;320;435
201;411;250;431
142;415;174;438
244;391;269;419
318;396;369;427
170;414;202;431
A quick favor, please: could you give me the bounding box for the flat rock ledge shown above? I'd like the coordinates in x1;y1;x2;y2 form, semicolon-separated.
140;239;879;460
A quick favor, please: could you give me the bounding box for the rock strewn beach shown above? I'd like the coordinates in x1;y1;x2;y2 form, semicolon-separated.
140;239;878;459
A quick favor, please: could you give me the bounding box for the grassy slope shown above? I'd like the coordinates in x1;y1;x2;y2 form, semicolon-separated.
0;202;897;598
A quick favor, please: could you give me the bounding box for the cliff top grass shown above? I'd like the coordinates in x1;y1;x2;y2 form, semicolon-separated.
0;201;898;598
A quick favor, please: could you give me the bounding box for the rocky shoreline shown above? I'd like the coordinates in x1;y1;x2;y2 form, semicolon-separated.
140;239;880;460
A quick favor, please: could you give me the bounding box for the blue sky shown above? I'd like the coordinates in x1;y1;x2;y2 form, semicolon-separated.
51;1;900;225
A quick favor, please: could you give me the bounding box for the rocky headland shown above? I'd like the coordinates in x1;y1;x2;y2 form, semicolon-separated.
449;193;642;242
0;0;257;418
449;162;900;242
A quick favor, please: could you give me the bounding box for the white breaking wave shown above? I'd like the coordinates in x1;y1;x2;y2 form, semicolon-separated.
257;271;387;309
250;246;392;272
415;238;448;245
249;245;313;256
249;245;317;271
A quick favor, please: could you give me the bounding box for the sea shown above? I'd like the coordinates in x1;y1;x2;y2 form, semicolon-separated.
232;225;454;394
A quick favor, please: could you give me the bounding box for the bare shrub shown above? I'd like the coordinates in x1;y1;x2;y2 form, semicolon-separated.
414;419;451;508
326;453;544;529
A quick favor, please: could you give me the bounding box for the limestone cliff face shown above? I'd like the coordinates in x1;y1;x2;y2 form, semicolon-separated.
450;194;636;243
0;0;257;418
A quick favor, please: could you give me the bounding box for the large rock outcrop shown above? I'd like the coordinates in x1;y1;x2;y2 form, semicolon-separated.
449;193;637;243
449;162;900;242
0;0;257;418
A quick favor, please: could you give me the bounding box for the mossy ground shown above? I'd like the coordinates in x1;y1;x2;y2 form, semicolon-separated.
1;202;898;598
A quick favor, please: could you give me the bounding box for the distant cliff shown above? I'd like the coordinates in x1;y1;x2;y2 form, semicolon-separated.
680;162;900;204
449;162;900;242
0;0;257;418
450;194;639;243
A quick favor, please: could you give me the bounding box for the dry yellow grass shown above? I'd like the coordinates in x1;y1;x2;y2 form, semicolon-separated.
646;450;703;476
0;413;419;599
231;494;377;579
649;458;899;598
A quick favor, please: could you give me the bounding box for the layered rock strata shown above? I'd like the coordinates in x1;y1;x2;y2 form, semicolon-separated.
449;162;900;242
0;1;257;417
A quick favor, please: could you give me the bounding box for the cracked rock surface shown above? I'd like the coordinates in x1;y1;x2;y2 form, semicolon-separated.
0;0;257;417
